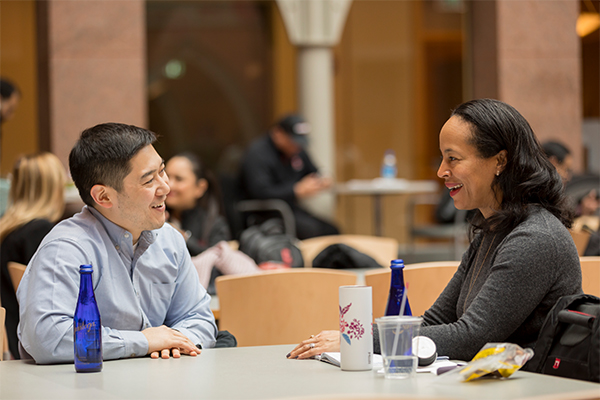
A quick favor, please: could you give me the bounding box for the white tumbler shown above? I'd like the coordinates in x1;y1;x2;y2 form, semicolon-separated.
339;285;373;371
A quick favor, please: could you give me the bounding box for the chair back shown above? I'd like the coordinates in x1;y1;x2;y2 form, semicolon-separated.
580;256;600;297
365;261;460;319
570;230;592;256
299;234;398;268
215;269;356;346
8;262;27;293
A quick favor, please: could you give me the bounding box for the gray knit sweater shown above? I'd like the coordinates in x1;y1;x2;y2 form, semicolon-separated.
376;206;582;361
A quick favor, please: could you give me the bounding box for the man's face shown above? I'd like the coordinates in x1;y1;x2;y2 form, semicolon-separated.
271;127;301;158
109;145;170;242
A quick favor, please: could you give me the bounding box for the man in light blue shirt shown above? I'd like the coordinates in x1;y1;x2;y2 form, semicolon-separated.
17;123;218;364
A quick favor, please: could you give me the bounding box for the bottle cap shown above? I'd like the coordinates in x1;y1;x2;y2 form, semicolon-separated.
79;264;93;272
390;259;405;268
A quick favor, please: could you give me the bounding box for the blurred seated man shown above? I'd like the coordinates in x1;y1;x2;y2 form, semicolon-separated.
17;123;217;364
542;140;599;217
240;114;339;239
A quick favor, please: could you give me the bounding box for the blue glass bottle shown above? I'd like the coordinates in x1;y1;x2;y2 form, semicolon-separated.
384;259;412;316
74;264;102;372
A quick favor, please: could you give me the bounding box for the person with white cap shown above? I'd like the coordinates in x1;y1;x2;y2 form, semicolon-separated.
240;114;339;239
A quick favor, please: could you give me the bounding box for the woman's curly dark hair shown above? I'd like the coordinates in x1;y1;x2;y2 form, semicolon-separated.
451;99;573;236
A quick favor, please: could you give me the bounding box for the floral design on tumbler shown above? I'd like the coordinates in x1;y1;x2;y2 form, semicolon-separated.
340;303;365;345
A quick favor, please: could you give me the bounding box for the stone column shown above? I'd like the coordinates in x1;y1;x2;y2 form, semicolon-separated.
39;0;147;167
469;0;582;170
276;0;352;220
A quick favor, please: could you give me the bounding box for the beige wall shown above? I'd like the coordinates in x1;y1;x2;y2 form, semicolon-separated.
0;0;39;175
334;1;418;240
42;0;147;168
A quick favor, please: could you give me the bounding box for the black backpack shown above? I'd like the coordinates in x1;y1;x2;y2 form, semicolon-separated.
238;219;304;268
312;243;382;269
526;293;600;382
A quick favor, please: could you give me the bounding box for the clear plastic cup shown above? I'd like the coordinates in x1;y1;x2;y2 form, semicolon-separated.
376;316;423;379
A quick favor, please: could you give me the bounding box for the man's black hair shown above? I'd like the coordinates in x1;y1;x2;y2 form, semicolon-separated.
69;123;157;207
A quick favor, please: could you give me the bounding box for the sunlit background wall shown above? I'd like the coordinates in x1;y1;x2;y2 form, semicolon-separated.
1;0;598;244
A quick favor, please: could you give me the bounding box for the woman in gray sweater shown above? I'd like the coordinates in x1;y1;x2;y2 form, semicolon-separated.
288;99;582;361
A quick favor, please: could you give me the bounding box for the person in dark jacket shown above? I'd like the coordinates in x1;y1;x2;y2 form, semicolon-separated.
240;114;339;240
0;152;66;359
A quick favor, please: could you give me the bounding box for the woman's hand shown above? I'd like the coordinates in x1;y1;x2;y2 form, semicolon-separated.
286;330;340;359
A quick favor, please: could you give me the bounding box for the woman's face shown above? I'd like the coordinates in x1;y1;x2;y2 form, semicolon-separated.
437;116;505;219
165;156;207;212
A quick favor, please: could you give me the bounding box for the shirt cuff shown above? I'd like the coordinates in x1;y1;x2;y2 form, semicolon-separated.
120;330;148;358
176;327;216;349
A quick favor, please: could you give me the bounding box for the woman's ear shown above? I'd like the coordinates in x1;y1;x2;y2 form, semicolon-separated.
496;150;508;173
90;184;114;209
194;178;208;199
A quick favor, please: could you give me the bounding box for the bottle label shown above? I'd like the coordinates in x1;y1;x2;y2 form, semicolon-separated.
74;321;97;334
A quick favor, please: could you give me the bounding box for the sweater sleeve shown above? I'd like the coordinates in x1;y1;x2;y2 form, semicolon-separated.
419;225;580;361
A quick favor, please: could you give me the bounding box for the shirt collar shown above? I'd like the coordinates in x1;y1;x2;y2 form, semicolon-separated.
86;206;157;253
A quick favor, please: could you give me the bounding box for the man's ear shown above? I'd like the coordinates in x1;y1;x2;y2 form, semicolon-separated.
90;184;114;209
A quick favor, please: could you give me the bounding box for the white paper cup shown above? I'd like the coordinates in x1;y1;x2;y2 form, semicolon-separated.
339;286;373;371
375;316;422;379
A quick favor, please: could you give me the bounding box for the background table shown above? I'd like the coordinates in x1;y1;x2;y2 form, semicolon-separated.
336;178;439;236
1;345;598;399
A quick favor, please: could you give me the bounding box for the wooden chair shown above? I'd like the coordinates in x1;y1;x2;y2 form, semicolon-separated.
365;261;460;319
298;234;398;269
215;269;356;346
0;307;5;361
580;256;600;297
7;262;27;292
570;229;592;256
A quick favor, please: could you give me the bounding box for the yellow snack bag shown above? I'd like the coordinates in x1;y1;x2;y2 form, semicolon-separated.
444;343;534;382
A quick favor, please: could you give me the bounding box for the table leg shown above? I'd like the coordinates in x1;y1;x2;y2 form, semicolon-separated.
374;194;382;236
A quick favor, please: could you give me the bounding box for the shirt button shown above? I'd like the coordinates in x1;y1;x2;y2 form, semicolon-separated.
115;245;120;250
124;233;129;238
130;353;135;358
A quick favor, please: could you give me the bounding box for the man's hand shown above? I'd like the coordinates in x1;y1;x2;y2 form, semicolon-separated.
142;325;201;359
294;174;332;199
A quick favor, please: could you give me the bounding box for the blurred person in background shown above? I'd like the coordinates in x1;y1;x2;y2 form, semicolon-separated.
542;141;599;218
165;153;259;292
0;78;21;125
0;153;66;359
240;114;339;240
